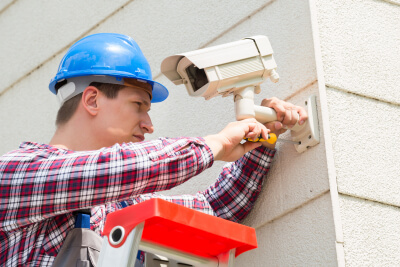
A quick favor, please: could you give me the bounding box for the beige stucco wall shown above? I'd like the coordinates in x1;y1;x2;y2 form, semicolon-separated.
315;0;400;265
3;0;398;266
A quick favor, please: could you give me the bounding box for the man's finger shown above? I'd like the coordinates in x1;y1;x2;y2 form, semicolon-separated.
243;141;262;154
282;109;293;126
290;110;299;125
244;122;259;138
296;107;308;125
265;101;286;122
244;121;270;141
265;121;283;132
265;121;287;137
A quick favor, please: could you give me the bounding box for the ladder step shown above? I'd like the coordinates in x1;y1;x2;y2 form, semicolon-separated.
102;199;257;258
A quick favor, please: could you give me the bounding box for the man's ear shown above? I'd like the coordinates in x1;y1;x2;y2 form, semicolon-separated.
81;86;100;116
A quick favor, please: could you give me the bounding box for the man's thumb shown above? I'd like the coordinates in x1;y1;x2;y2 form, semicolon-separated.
265;121;283;132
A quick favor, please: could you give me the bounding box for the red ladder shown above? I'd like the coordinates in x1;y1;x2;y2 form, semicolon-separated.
98;198;257;267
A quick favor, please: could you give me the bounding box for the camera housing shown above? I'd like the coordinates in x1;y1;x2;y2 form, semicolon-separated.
161;36;279;100
161;36;320;153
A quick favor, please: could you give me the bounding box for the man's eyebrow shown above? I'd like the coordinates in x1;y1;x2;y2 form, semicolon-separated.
141;99;151;109
143;99;151;107
136;97;151;111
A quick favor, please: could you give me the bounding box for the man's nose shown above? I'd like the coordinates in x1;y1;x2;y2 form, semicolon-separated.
141;115;154;134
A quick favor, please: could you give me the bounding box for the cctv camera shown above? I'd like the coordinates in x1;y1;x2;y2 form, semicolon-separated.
160;36;320;153
161;36;279;100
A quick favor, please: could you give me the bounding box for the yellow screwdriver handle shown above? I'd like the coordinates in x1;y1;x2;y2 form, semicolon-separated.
245;133;277;144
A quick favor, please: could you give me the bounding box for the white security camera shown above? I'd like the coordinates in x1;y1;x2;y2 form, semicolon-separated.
161;36;320;153
161;36;279;100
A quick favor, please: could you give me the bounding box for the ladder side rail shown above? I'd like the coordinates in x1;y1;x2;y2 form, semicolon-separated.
98;222;144;267
217;248;236;267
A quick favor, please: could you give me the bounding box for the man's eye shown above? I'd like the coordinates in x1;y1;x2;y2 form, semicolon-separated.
132;101;150;112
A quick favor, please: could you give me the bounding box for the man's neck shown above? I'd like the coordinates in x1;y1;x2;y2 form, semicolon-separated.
49;120;99;151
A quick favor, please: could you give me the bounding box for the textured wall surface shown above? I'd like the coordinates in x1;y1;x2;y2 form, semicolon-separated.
316;0;400;104
0;0;130;95
339;194;400;266
244;83;330;226
237;192;337;266
327;88;400;206
0;0;341;266
316;0;400;265
0;0;14;12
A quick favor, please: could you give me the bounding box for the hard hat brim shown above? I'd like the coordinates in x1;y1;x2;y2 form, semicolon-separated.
148;80;169;103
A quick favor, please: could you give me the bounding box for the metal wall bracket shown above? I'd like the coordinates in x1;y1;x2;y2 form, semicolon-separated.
291;95;320;153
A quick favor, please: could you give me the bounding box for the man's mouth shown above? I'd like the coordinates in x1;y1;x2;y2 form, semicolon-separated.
133;135;145;142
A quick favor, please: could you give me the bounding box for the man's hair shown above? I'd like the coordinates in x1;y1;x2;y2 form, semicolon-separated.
55;82;125;127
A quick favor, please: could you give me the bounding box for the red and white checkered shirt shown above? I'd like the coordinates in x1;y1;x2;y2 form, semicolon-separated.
0;137;274;266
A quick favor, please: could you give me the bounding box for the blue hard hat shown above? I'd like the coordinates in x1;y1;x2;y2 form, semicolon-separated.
49;33;169;103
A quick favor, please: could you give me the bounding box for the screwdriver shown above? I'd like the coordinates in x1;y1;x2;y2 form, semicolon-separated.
245;133;300;145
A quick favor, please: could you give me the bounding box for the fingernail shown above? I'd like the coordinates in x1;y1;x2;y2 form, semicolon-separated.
299;120;304;125
275;122;282;129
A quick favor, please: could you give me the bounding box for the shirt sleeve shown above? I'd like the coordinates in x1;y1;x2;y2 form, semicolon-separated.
98;146;275;231
203;146;275;222
0;137;213;231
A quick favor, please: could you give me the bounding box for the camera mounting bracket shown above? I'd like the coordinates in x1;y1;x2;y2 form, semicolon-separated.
234;87;320;153
290;95;320;153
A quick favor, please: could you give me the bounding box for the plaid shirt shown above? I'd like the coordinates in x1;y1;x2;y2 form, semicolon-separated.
0;137;274;266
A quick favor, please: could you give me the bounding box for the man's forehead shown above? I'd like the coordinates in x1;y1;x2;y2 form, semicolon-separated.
123;78;152;99
122;85;152;106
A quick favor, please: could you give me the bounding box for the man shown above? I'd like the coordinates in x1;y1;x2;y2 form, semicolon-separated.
0;33;306;266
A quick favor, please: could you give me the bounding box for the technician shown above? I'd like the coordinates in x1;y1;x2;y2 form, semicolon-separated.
0;33;306;266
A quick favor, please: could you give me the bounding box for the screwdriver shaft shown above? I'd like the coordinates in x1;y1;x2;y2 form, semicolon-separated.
277;138;300;145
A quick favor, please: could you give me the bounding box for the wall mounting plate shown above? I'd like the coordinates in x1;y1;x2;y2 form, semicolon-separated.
291;95;320;153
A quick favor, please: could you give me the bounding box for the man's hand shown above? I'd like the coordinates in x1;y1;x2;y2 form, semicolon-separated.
204;118;270;162
204;98;308;159
261;97;308;149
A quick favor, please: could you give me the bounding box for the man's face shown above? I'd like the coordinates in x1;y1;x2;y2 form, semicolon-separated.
95;85;153;147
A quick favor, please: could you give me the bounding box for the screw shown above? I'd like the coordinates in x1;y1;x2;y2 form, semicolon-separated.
305;101;308;105
308;135;312;139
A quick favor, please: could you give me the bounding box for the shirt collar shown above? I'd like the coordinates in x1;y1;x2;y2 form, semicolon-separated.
19;141;64;151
